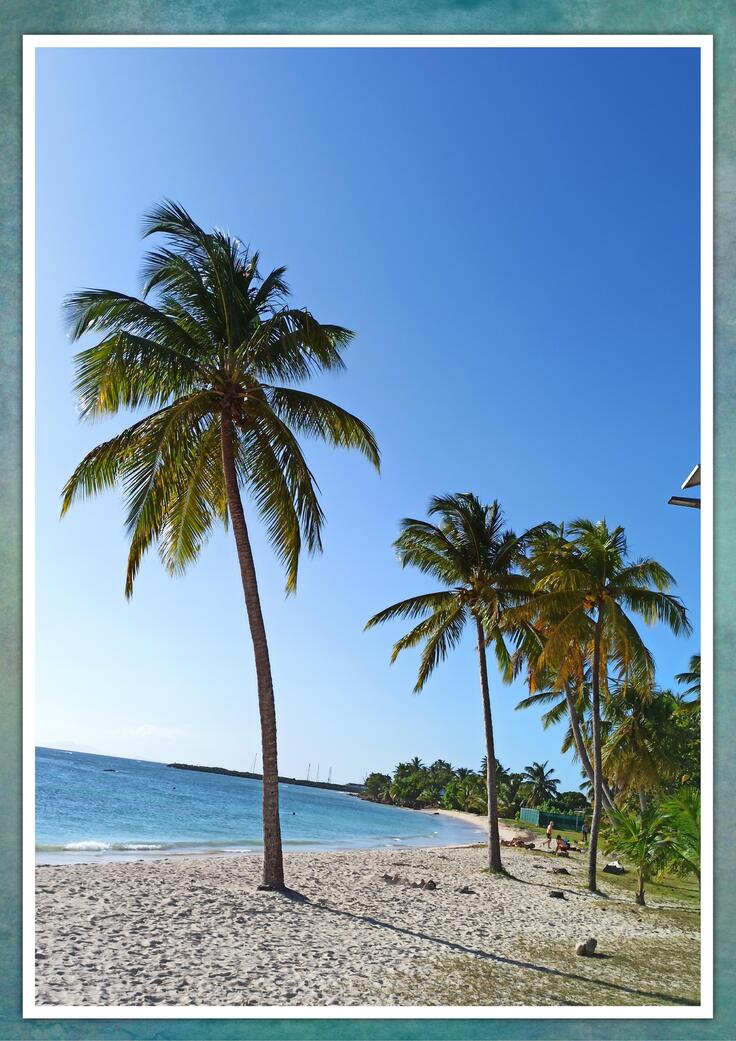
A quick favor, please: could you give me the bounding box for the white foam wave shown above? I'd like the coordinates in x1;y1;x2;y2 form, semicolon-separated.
64;841;111;851
59;841;164;852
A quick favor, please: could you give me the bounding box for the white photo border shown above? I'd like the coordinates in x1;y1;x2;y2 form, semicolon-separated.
22;32;714;1021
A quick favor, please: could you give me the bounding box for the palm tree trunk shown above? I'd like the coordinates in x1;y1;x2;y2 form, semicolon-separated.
475;616;503;873
221;414;285;890
588;615;604;892
638;785;647;814
636;868;645;905
564;685;616;820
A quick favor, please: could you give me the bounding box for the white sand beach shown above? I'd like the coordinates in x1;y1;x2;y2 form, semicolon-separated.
35;842;700;1008
420;807;538;842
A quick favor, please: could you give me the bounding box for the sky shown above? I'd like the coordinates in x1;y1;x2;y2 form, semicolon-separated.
34;45;701;791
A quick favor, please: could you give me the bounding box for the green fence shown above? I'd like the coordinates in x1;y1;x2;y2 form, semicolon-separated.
519;807;586;832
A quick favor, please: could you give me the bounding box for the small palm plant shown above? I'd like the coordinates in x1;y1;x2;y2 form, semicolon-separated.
604;805;671;905
662;788;700;886
61;202;380;890
365;494;545;872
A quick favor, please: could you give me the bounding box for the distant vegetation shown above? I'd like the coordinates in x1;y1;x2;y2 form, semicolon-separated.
363;757;587;819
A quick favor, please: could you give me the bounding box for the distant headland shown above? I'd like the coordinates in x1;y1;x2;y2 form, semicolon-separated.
166;762;366;794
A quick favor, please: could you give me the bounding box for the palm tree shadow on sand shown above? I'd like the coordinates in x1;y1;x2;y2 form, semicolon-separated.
274;889;697;1006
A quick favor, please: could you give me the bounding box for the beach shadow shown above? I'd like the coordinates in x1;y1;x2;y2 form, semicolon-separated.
257;886;311;903
310;901;697;1006
501;871;584;901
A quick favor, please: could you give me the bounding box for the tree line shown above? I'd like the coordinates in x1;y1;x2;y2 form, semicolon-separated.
364;757;586;818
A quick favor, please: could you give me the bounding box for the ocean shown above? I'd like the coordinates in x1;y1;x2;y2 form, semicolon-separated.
35;746;485;862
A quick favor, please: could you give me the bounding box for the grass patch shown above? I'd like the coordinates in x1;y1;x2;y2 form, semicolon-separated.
593;867;700;908
498;819;700;910
387;933;700;1007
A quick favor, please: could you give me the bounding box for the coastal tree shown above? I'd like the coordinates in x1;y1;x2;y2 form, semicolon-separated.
601;681;682;812
604;805;670;905
365;494;546;873
364;772;392;802
517;519;691;891
61;201;380;891
676;654;701;704
661;788;700;886
511;525;619;819
520;761;560;807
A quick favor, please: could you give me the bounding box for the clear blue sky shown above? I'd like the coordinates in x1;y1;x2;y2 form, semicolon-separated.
34;46;701;790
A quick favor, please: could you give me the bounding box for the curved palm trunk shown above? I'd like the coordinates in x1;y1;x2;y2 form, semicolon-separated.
475;616;503;873
588;616;604;892
221;415;285;890
564;685;616;820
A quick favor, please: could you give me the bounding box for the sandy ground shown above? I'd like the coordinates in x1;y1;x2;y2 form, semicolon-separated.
420;807;538;843
35;842;700;1008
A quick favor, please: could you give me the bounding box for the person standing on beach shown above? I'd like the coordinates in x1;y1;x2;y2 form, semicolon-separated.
546;820;554;848
581;820;590;847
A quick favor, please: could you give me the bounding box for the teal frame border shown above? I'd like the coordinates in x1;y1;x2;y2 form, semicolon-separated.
2;3;733;1039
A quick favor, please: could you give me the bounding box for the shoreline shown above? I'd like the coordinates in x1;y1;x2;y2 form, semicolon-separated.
35;810;488;866
34;811;522;866
418;806;538;842
35;843;700;1007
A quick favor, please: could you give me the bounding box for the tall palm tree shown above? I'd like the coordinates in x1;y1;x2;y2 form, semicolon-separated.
520;761;560;806
518;519;690;891
365;494;544;872
61;201;380;890
511;524;630;821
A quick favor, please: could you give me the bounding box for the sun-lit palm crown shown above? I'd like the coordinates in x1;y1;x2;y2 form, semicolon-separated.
365;494;545;691
61;201;380;596
521;760;560;805
515;518;691;686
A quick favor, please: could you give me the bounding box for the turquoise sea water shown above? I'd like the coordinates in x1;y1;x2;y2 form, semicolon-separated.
35;747;485;862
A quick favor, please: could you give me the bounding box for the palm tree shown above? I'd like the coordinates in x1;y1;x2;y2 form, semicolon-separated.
521;761;560;807
676;654;701;703
662;788;700;886
511;525;619;819
519;519;691;891
61;202;380;890
601;681;682;812
604;805;670;905
365;494;544;872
